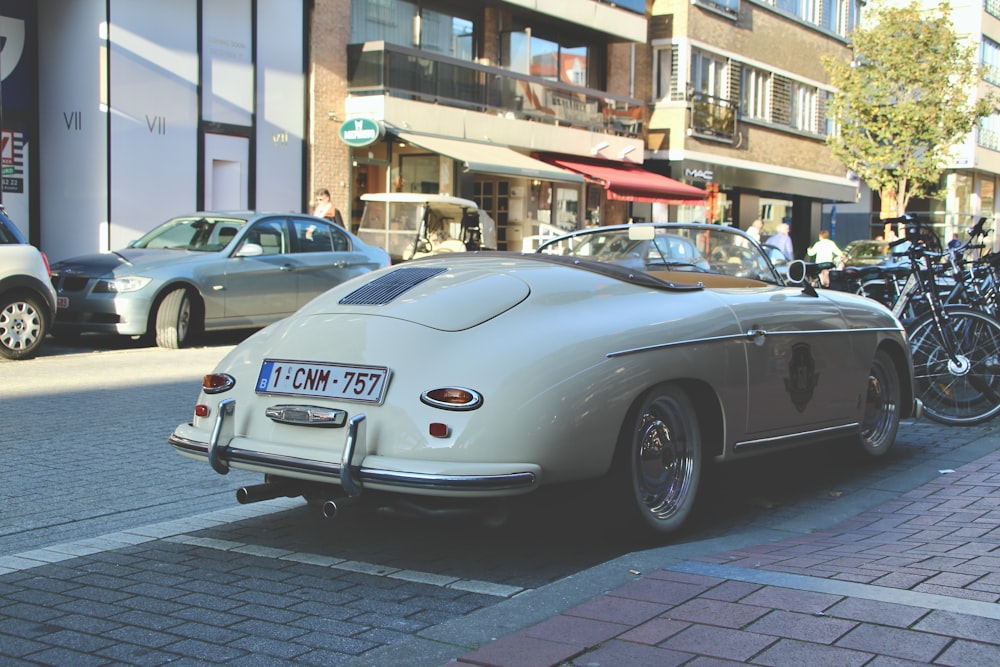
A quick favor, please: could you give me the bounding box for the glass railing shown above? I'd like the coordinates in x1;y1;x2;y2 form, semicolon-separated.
347;41;645;139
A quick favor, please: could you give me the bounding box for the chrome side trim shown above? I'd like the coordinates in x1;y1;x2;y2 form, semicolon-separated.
608;332;746;357
732;422;858;452
608;326;903;359
168;433;537;492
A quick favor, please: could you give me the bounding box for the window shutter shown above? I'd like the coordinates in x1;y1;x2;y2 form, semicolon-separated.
772;75;792;126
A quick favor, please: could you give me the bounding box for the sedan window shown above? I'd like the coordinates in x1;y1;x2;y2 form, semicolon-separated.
243;219;289;255
132;216;248;251
292;218;351;253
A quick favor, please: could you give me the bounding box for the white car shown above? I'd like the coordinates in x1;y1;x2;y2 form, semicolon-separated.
0;207;57;360
170;222;919;536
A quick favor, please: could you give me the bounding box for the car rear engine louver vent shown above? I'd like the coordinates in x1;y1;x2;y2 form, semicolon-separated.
339;267;448;305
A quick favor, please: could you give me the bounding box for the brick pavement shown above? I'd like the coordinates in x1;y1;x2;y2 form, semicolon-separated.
452;449;1000;666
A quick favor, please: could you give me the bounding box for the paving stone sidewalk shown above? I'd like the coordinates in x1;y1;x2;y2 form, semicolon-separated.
453;449;1000;666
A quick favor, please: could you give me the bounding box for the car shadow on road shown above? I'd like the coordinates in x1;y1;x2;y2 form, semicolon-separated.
37;329;258;357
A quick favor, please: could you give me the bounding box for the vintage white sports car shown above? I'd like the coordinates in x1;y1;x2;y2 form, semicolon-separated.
169;222;920;536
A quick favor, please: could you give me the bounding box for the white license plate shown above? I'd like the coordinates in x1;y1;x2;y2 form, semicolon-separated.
255;359;390;404
57;296;69;309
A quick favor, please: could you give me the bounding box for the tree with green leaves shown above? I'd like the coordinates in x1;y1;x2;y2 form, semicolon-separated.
823;1;993;217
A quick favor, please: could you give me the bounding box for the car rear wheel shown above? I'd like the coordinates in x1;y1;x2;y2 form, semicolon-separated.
858;348;901;457
613;385;702;536
0;292;47;360
155;288;193;349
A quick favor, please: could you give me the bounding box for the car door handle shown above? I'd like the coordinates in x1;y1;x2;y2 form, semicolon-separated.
280;264;294;272
746;329;767;346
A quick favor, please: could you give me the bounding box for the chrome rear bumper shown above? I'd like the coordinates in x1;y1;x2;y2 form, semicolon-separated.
168;399;536;494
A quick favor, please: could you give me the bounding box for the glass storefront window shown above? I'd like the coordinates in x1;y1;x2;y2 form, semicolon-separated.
351;0;474;59
555;186;579;228
398;153;441;194
503;27;593;87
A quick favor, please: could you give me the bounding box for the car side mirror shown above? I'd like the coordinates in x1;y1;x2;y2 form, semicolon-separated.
236;242;263;257
785;259;807;284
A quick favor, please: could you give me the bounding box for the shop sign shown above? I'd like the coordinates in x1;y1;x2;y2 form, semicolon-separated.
338;118;383;147
685;167;714;181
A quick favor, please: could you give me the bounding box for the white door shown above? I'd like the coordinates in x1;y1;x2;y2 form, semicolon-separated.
204;133;248;210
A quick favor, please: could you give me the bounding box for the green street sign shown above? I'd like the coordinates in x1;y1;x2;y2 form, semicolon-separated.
338;118;383;147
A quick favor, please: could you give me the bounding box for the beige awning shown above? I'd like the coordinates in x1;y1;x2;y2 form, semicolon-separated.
396;133;584;184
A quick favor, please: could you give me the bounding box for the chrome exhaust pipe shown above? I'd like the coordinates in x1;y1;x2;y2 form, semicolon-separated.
236;482;302;504
321;495;361;519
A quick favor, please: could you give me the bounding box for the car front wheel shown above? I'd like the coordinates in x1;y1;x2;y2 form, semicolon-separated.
154;288;193;349
0;292;47;360
613;385;703;536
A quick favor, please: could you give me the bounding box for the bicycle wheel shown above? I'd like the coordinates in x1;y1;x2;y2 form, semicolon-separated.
908;306;1000;425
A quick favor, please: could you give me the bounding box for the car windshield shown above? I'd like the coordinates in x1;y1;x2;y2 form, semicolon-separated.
131;216;248;251
537;223;781;284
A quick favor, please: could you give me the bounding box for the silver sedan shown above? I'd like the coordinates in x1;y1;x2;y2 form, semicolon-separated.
50;212;390;348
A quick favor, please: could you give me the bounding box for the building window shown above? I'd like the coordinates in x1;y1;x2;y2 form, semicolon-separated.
740;66;770;120
365;0;399;26
352;0;475;60
691;50;729;99
775;0;802;18
680;46;828;138
655;45;682;101
759;0;861;37
982;36;1000;86
979;113;1000;151
692;0;740;19
988;0;1000;21
505;30;593;87
820;89;835;136
771;75;792;127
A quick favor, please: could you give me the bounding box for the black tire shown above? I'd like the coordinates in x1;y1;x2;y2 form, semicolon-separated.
857;349;901;457
0;292;47;360
908;306;1000;425
154;288;193;349
611;385;702;536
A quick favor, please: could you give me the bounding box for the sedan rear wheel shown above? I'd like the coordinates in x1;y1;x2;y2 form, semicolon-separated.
155;288;193;349
614;385;702;536
858;349;901;457
0;293;47;360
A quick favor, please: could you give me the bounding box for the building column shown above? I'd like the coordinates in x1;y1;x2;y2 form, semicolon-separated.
791;196;821;260
309;0;353;217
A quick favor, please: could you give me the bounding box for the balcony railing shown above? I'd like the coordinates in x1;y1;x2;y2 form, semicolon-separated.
689;92;738;143
347;41;645;139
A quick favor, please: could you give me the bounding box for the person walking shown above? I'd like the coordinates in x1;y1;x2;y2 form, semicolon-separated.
312;188;345;227
806;229;842;287
764;222;794;262
746;219;762;243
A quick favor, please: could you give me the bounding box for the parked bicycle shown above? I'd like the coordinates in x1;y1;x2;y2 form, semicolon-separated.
879;215;1000;425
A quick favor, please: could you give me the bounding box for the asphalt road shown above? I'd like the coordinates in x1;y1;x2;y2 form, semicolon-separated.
1;332;997;665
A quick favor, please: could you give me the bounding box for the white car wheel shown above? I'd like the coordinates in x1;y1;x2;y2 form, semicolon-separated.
0;293;47;360
615;385;702;536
